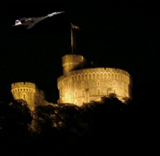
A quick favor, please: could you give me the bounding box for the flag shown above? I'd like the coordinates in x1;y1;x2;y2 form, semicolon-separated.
71;23;80;30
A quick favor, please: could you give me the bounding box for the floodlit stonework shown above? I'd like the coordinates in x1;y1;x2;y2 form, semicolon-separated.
57;54;132;106
11;54;132;109
11;82;45;110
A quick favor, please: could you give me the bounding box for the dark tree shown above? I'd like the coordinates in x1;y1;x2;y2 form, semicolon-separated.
0;100;32;156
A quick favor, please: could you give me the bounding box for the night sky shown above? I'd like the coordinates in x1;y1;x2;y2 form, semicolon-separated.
0;1;159;104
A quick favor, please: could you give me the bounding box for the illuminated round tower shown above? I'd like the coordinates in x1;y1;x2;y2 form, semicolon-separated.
57;54;132;106
11;82;36;110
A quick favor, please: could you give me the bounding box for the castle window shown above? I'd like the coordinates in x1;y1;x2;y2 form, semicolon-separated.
97;89;100;95
108;73;110;79
85;74;88;80
104;73;107;79
82;74;84;80
23;94;26;100
112;73;115;79
75;76;77;81
78;75;80;80
118;74;120;79
100;73;103;79
97;73;99;79
115;74;117;79
93;73;95;79
72;76;74;81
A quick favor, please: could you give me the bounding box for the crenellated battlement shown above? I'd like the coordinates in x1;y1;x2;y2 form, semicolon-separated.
11;82;36;89
57;67;130;83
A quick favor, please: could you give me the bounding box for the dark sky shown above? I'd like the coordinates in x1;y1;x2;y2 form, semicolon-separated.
0;1;159;103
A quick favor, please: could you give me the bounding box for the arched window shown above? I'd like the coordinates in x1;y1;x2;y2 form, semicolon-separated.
104;73;107;79
23;94;26;100
118;74;120;79
108;73;110;79
82;74;84;80
78;75;80;80
100;73;103;79
112;73;115;79
93;73;95;79
115;74;117;79
85;74;88;80
75;75;77;81
97;89;100;95
97;73;99;79
97;81;100;86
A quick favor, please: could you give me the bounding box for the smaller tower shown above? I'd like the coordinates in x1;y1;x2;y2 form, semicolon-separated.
11;82;36;110
62;54;86;75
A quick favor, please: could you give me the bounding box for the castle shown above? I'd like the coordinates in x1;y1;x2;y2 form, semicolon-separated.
11;82;45;110
11;23;132;109
11;53;132;109
57;54;131;106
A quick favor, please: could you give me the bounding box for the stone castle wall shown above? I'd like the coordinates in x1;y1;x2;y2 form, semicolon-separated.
57;67;132;106
11;82;45;110
11;54;132;108
62;54;86;75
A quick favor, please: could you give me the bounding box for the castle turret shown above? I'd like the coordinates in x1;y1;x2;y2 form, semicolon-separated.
62;54;86;75
11;82;36;110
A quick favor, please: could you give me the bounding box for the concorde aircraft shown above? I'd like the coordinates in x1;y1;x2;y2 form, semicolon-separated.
12;11;65;29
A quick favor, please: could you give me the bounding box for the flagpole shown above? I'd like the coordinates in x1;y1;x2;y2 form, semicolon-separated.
71;23;74;54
